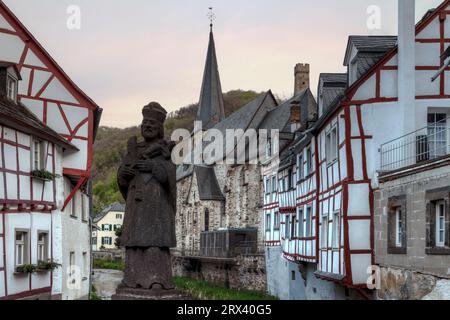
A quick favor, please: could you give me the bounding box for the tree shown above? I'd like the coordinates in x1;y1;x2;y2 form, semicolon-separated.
115;225;122;248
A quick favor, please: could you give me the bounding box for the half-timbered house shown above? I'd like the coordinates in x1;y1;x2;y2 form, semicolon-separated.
0;1;101;300
264;0;450;300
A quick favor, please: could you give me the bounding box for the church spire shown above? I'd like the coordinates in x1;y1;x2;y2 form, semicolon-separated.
196;8;225;130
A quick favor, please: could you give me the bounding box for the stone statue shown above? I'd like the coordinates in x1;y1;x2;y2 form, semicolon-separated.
116;102;177;293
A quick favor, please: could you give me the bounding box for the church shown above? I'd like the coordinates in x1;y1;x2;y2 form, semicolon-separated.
173;23;315;291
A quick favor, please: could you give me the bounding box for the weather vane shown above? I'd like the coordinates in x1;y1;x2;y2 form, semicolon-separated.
207;7;216;29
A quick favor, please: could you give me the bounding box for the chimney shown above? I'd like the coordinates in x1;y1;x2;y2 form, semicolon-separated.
398;0;416;134
294;63;310;95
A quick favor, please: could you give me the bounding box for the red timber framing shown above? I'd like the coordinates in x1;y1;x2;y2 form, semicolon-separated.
309;0;450;288
0;127;56;211
0;1;99;207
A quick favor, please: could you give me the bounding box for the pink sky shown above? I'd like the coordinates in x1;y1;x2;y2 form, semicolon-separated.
3;0;443;127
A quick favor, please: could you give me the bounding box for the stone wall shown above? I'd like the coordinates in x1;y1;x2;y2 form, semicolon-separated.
377;265;450;300
375;166;450;278
265;246;350;300
172;254;266;292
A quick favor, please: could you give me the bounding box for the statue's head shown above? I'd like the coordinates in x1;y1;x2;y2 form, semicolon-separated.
141;102;167;140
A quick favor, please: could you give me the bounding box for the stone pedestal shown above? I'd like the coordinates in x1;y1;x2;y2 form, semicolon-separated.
112;284;190;300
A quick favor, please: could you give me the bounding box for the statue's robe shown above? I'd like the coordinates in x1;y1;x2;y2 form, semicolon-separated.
117;138;176;289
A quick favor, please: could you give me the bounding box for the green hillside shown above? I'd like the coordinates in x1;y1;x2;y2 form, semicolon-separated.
92;90;262;214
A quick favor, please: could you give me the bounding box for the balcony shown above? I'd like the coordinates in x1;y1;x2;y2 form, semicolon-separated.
380;117;450;173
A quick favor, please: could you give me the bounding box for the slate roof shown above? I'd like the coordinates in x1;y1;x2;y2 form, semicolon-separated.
94;202;125;223
0;96;77;151
195;166;225;201
176;91;278;181
343;36;398;66
196;30;226;130
318;73;348;115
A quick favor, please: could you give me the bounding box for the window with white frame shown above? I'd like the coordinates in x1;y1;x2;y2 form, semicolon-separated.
37;232;48;262
305;206;312;237
265;177;271;195
297;208;304;238
32;138;45;171
102;224;112;231
274;211;280;230
332;211;340;248
436;200;446;247
326;125;338;164
15;230;29;267
285;215;290;239
427;113;447;158
297;153;304;181
272;176;277;193
321;215;328;247
6;75;17;101
114;224;122;231
116;213;123;219
265;139;272;159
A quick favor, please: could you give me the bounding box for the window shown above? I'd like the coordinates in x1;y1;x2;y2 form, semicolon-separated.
69;252;75;276
266;139;272;159
204;208;210;232
113;224;122;231
102;224;112;231
287;169;293;189
291;271;296;281
81;194;87;222
101;237;112;245
298;208;304;238
82;252;88;279
426;188;450;255
321;215;328;248
116;213;123;219
395;208;403;248
291;215;297;238
6;75;16;101
15;230;29;267
388;196;407;254
265;177;271;195
274;211;280;230
32;138;45;171
332;211;340;248
37;232;48;262
70;193;77;218
326;125;338;163
297;153;304;181
306;147;313;175
436;200;446;247
427;113;447;158
285;215;290;239
265;213;271;232
272;176;277;193
305;207;312;237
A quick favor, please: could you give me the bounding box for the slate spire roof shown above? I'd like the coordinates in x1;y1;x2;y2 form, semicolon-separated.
196;28;225;130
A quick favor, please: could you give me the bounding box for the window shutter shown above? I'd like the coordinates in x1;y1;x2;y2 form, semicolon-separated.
401;199;407;249
426;202;435;249
387;199;396;250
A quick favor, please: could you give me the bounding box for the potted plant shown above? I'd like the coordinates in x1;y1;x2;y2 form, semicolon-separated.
37;259;62;271
15;264;37;274
31;169;61;181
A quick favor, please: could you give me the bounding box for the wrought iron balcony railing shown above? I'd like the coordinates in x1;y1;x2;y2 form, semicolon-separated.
380;118;450;172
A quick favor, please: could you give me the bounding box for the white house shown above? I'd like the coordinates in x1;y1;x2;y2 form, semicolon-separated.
0;1;101;300
263;0;450;300
92;203;125;251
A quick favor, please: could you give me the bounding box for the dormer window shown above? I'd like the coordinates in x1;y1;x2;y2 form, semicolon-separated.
0;63;21;103
32;138;45;171
6;75;17;101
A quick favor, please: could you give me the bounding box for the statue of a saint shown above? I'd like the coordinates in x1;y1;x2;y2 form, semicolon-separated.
117;102;176;291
